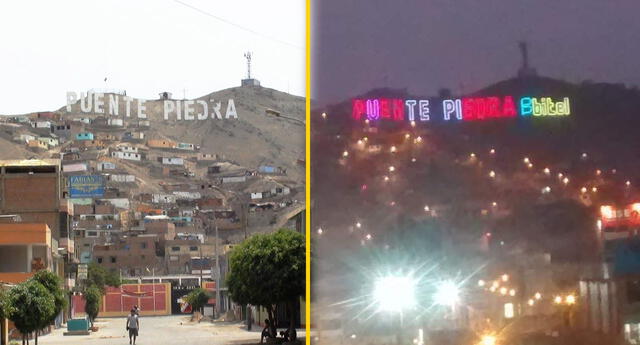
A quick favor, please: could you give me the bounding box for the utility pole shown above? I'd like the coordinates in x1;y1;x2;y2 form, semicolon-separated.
199;245;203;285
242;203;248;239
212;212;221;318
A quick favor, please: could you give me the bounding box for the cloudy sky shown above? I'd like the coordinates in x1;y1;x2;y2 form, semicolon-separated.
0;0;304;114
313;0;640;104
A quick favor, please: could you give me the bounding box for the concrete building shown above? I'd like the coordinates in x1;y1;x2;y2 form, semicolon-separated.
144;219;176;242
75;132;94;141
51;123;73;138
0;223;58;284
27;139;48;150
0;223;63;344
111;151;143;161
38;136;59;147
32;120;51;129
108;174;136;183
107;118;124;127
147;139;176;149
0;160;70;241
14;133;36;143
92;235;161;275
123;132;145;141
152;194;177;204
62;162;88;172
177;142;198;151
160;157;184;165
164;239;216;275
97;162;117;171
197;153;217;162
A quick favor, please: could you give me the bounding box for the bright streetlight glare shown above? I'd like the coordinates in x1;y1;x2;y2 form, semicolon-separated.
434;280;460;306
480;335;497;345
373;276;417;312
566;294;576;305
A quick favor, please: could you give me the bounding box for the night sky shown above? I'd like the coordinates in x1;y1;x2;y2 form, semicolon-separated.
312;0;640;104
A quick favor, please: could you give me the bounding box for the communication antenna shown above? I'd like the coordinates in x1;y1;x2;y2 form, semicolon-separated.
244;52;252;79
519;41;529;70
517;41;537;78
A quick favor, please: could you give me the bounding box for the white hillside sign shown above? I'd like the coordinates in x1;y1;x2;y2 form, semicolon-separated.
65;92;238;121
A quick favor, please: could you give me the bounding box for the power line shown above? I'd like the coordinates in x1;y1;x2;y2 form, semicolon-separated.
172;0;302;50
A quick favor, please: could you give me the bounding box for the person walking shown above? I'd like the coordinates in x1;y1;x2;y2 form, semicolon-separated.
126;308;139;345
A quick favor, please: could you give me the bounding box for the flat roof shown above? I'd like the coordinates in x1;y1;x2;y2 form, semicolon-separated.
0;159;60;167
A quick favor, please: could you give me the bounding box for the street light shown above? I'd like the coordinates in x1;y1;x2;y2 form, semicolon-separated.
373;275;417;345
480;334;497;345
566;294;576;305
434;281;460;307
373;276;417;312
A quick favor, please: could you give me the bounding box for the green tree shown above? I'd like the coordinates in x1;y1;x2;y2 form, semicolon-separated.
227;229;305;340
8;280;55;345
0;287;13;320
85;263;121;293
185;288;210;314
31;271;67;323
84;286;102;327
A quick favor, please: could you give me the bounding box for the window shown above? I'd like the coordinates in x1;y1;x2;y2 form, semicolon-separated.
171;246;180;252
189;246;198;251
97;257;103;264
110;256;116;263
141;255;146;260
140;242;147;249
87;231;98;237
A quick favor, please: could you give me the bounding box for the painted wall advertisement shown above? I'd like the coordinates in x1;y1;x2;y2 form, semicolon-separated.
69;174;105;198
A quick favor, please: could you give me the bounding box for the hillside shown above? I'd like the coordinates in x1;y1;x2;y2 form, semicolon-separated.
60;86;305;183
312;75;640;261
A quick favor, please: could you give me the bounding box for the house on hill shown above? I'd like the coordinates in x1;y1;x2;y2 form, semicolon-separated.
123;131;145;141
97;162;117;171
76;132;94;141
159;157;184;166
31;120;51;129
51;123;74;138
177;142;199;151
148;139;177;149
111;150;144;161
27;139;48;150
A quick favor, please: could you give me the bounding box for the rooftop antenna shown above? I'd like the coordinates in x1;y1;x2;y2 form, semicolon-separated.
519;41;529;70
244;52;252;79
517;41;537;78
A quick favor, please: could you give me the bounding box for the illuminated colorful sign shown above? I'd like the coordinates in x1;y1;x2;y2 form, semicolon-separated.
600;203;640;230
352;96;571;123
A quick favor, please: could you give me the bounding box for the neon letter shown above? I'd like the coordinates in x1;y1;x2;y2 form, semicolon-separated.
405;100;417;121
443;99;455;120
419;100;430;121
366;99;380;120
392;99;405;121
520;97;532;116
352;99;365;120
462;98;475;121
503;96;516;117
380;99;390;119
